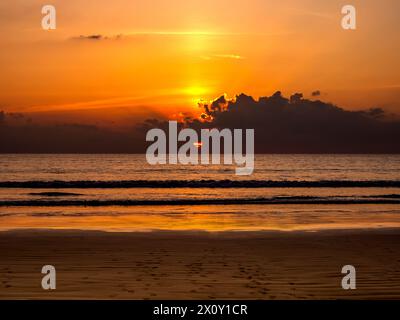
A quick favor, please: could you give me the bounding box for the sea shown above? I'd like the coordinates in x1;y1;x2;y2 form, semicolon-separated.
1;154;400;232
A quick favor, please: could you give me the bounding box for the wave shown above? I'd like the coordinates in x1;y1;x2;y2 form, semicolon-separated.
1;180;400;188
1;196;399;207
28;192;84;197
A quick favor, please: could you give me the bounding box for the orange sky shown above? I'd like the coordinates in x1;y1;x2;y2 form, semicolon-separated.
1;0;399;127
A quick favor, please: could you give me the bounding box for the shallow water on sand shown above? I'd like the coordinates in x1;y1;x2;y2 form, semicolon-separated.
1;204;400;232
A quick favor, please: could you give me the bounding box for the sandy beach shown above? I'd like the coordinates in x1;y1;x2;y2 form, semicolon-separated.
1;228;399;299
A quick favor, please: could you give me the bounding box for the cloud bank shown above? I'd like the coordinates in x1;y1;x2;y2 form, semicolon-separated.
1;92;400;153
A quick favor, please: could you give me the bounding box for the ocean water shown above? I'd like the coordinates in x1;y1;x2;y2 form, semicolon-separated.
1;154;400;182
0;154;400;232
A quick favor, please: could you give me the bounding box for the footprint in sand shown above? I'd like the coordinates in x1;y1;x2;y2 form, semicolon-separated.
259;288;269;295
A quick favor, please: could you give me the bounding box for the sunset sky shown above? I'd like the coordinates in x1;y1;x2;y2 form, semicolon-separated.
1;0;399;127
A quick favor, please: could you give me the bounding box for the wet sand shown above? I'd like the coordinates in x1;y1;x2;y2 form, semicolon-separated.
0;229;400;299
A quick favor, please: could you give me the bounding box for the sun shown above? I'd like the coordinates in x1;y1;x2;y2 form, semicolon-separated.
181;86;210;106
183;86;209;97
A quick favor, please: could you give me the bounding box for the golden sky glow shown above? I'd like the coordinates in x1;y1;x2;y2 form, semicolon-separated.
0;0;399;127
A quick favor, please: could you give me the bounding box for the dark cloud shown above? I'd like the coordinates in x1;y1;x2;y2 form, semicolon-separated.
72;34;123;41
362;107;385;119
1;92;400;153
290;93;303;104
0;118;146;153
311;90;321;97
183;92;400;153
75;34;103;40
